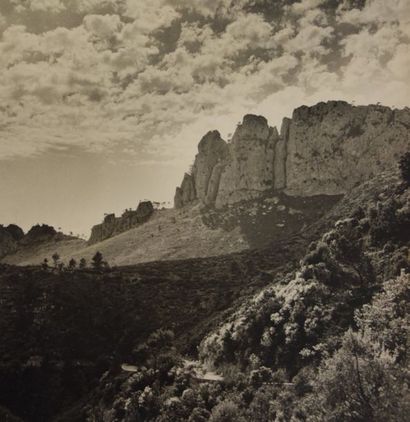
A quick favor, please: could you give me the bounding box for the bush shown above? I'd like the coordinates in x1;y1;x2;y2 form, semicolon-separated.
399;152;410;185
210;400;244;422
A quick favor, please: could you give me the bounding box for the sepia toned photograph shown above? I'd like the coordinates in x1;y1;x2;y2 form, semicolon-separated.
0;1;409;421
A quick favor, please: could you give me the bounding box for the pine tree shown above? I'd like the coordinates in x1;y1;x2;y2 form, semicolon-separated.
92;251;104;270
68;258;77;270
51;253;60;268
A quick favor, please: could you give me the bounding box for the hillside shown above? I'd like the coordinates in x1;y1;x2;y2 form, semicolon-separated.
83;169;410;422
2;192;340;267
0;168;408;421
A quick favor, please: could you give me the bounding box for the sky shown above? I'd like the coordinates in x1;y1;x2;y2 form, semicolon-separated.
0;0;409;237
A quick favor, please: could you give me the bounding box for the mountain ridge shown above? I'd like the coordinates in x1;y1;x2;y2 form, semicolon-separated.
175;100;410;208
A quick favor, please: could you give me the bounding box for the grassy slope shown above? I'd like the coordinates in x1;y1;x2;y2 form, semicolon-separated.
2;192;340;267
2;206;249;267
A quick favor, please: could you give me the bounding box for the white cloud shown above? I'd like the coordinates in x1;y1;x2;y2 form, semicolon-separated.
167;0;250;19
0;0;409;167
11;0;66;13
124;0;179;32
337;0;410;25
284;24;334;54
74;0;122;13
387;44;410;81
290;0;326;15
83;14;123;40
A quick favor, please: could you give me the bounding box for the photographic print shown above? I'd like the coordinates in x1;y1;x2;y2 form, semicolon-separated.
0;1;409;421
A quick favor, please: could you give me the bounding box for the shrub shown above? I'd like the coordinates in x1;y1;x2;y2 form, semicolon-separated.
399;151;410;185
210;400;244;422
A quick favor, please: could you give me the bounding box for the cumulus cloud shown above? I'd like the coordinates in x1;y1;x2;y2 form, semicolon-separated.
11;0;66;13
0;0;409;165
337;0;410;25
290;0;326;15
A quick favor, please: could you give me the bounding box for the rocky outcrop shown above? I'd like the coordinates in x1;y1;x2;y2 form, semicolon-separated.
23;224;57;243
89;201;154;245
285;101;410;196
192;131;229;205
174;174;196;208
174;101;410;208
215;115;279;207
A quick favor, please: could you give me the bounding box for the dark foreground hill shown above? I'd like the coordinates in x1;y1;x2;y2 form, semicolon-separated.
0;168;409;421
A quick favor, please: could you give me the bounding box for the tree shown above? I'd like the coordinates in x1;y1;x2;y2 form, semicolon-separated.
303;273;410;421
41;258;49;270
68;258;77;270
92;251;104;270
328;220;374;286
79;258;87;269
210;400;244;422
399;151;410;184
51;252;60;268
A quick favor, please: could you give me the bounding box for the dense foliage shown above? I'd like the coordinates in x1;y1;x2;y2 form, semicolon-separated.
0;170;409;421
82;173;409;422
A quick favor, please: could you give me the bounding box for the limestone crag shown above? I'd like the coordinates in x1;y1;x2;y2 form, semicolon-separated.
89;201;154;244
215;115;279;207
192;130;229;205
174;173;196;208
174;101;410;208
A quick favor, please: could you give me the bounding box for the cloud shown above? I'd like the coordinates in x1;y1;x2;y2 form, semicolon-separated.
167;0;250;19
337;0;410;25
0;0;409;166
12;0;66;13
285;23;334;54
387;44;410;81
290;0;326;15
124;0;179;32
83;14;122;40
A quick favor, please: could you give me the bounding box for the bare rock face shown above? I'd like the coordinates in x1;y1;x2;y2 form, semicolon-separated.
193;131;229;204
89;201;155;244
174;101;410;208
215;115;279;207
285;101;410;196
174;173;196;208
174;131;228;208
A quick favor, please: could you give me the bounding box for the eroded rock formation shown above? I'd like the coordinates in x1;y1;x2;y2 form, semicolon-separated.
89;201;154;244
174;101;410;208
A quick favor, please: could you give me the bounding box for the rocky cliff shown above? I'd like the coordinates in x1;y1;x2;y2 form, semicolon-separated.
175;101;410;208
89;201;154;244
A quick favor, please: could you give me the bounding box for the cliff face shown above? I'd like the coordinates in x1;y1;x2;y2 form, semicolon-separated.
174;101;410;208
285;101;410;196
89;201;154;244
